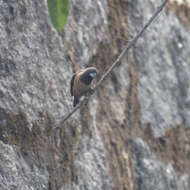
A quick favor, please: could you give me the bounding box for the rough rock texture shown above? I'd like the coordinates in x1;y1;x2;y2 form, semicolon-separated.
0;0;72;121
132;138;189;190
0;0;190;190
131;0;190;136
0;141;48;190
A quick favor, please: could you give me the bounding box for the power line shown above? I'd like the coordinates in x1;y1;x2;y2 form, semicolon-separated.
54;0;168;129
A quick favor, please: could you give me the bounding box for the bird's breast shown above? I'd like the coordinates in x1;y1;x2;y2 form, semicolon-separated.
73;79;91;98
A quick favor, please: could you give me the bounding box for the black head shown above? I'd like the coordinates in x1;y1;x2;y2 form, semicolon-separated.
80;68;97;85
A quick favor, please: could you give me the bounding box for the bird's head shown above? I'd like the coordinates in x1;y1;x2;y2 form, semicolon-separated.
80;67;98;85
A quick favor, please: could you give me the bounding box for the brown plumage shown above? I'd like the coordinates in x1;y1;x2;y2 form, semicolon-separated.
70;67;98;107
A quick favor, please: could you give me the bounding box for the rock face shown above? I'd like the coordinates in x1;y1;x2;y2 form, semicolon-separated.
0;141;48;190
0;0;190;190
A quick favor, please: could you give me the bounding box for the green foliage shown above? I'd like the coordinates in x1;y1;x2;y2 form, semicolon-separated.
47;0;70;31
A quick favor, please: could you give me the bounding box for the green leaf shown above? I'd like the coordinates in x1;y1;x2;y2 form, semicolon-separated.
47;0;70;31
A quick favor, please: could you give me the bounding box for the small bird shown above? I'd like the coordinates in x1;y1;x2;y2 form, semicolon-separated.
70;67;98;107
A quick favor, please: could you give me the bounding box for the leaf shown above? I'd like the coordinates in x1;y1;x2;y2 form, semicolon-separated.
47;0;70;31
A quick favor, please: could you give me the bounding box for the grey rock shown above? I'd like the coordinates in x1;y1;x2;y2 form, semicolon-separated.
73;135;113;190
132;138;189;190
0;0;190;190
0;0;72;122
0;141;48;190
178;174;190;190
61;99;113;190
127;0;190;136
65;0;109;67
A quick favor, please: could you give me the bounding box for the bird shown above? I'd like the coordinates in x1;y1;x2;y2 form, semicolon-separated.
70;67;98;107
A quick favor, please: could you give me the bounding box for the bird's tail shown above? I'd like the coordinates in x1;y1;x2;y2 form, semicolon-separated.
73;97;79;107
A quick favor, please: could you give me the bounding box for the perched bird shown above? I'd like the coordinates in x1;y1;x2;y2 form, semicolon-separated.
70;67;98;107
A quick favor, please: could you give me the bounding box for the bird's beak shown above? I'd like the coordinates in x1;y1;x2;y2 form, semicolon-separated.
89;72;97;78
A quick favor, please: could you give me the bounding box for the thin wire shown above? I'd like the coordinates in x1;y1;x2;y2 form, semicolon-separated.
54;0;168;129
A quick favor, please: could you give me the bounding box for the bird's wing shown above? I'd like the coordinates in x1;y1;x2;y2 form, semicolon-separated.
70;74;76;96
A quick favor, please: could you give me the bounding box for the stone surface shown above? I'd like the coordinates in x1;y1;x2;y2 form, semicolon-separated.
0;141;48;190
65;0;109;67
0;0;72;122
0;0;190;190
132;138;189;190
128;0;190;136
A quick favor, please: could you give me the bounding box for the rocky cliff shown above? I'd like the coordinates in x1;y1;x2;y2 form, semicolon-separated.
0;0;189;190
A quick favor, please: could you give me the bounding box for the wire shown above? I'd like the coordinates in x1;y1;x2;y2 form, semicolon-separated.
54;0;168;129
